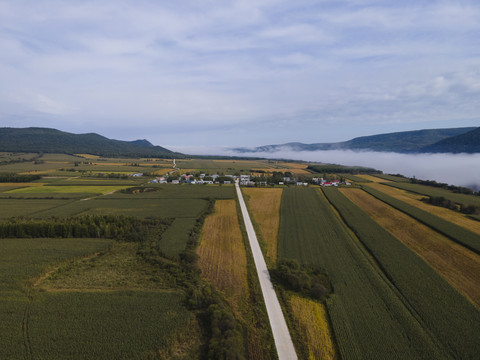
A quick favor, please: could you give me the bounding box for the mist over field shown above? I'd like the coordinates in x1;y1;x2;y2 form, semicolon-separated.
170;145;480;190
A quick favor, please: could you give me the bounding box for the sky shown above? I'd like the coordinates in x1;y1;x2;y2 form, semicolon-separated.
1;0;479;148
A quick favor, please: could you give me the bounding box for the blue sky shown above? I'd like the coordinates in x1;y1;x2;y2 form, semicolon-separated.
0;0;479;148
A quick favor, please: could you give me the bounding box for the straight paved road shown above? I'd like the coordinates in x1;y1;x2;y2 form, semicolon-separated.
235;181;297;360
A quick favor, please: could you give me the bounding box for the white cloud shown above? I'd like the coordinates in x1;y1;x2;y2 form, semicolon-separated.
0;0;479;146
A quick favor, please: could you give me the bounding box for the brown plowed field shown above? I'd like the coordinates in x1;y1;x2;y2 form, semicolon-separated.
340;188;480;307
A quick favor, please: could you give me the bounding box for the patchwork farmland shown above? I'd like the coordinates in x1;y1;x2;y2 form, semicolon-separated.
1;152;479;359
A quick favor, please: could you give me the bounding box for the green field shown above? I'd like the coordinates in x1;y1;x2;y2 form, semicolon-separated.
323;187;480;359
0;238;199;359
278;187;446;360
109;184;236;199
0;161;69;173
0;199;75;218
7;185;129;194
159;218;198;258
369;173;411;182
28;291;196;360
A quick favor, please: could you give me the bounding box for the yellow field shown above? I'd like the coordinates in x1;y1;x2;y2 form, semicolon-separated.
285;168;312;175
0;182;45;187
356;174;386;182
197;200;248;311
242;188;283;264
19;170;58;175
340;188;480;307
276;162;308;169
151;168;172;175
364;183;480;235
76;154;100;159
290;295;336;360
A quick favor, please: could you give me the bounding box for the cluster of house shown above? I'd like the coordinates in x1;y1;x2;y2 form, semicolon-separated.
314;178;352;187
149;173;352;186
150;173;235;185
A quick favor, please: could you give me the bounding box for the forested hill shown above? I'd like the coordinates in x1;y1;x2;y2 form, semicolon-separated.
0;127;182;158
234;127;477;153
422;127;480;153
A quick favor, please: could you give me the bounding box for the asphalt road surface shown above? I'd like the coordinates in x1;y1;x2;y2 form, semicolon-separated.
235;181;297;360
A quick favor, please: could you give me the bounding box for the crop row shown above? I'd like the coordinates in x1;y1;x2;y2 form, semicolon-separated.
362;186;480;254
323;187;480;359
385;181;480;207
278;187;446;360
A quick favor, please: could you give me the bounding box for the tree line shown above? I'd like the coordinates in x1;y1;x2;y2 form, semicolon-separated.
421;196;479;215
307;164;381;174
0;173;41;182
0;215;170;240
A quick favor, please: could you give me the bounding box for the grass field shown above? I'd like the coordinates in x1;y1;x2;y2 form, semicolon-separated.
27;290;198;360
39;242;170;290
158;218;197;258
0;162;68;173
197;200;248;311
0;199;75;218
7;185;129;194
289;295;336;360
340;188;480;307
323;187;480;359
31;197;209;218
0;237;200;359
364;182;480;235
279;187;446;360
109;184;236;199
242;187;283;264
369;173;411;182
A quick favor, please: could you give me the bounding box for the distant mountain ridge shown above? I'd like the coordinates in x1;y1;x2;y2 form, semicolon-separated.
234;127;479;154
422;127;480;153
0;127;180;158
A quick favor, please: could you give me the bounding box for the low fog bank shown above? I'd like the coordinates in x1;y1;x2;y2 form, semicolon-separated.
260;150;480;190
169;145;480;190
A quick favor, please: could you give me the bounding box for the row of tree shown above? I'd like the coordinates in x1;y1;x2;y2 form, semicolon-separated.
0;173;41;182
0;215;170;240
421;196;479;215
411;178;479;196
308;164;381;174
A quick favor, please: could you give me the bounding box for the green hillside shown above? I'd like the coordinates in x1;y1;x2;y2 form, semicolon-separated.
235;127;477;153
0;127;181;158
423;127;480;153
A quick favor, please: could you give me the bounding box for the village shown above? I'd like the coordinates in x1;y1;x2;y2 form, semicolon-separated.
148;172;352;187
